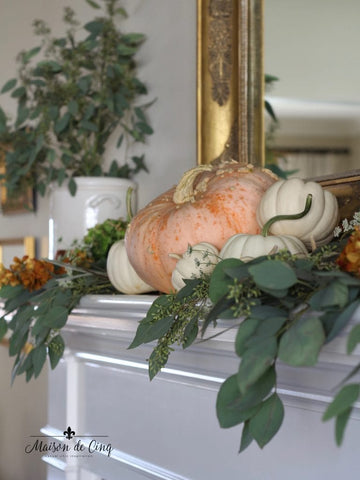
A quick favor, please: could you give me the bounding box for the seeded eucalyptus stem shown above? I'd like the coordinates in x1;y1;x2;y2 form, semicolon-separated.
261;193;313;236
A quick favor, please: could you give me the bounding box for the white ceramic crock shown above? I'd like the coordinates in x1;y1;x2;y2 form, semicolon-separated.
48;177;137;258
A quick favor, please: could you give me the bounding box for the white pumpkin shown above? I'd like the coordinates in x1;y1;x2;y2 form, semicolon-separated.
220;233;308;262
256;178;338;248
106;240;154;294
170;242;220;291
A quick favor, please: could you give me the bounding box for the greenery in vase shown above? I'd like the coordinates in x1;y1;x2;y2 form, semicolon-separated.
0;0;153;197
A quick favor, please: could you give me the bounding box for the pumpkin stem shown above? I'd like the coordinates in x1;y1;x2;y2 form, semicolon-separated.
173;165;213;204
261;193;313;237
126;187;134;222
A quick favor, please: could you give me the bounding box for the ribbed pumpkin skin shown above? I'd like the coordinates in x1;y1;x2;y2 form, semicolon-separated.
125;163;277;293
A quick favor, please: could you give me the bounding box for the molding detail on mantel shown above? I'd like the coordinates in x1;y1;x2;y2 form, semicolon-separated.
63;295;360;415
44;295;360;479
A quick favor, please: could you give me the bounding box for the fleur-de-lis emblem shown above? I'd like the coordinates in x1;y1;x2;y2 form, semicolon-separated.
64;426;75;440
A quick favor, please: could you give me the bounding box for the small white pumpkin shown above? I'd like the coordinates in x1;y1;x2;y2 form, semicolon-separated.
220;233;308;261
256;178;338;248
221;195;310;261
170;242;220;291
107;240;154;294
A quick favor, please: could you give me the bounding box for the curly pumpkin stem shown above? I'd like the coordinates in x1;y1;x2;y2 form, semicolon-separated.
261;193;313;237
173;165;213;204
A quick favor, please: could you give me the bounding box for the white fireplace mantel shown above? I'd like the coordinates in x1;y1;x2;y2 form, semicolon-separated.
43;295;360;480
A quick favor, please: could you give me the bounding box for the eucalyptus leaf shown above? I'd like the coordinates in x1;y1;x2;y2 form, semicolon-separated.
1;78;17;93
79;120;98;132
36;60;62;72
235;318;261;357
54;112;71;134
128;316;175;349
325;300;360;343
68;100;79;116
239;421;254;453
216;375;260;428
347;323;360;354
323;384;360;421
136;121;153;135
201;295;234;336
245;317;287;347
183;319;198;349
43;305;69;329
85;0;101;8
33;345;47;378
237;337;277;393
249;305;286;320
0;317;8;340
9;330;29;357
84;20;104;35
335;407;352;446
278;316;325;366
5;289;33;313
0;284;24;300
122;33;146;45
23;46;41;63
230;367;276;412
25;366;34;383
249;393;284;449
16;350;34;376
309;280;349;310
68;177;77;196
209;258;245;303
249;260;297;290
117;44;137;56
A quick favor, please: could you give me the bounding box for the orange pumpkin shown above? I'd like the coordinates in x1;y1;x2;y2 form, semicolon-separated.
125;161;277;293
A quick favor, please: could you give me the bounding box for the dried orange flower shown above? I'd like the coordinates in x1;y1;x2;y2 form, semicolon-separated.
0;256;66;291
337;227;360;276
56;248;93;269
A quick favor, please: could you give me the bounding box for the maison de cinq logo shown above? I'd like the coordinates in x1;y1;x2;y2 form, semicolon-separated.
25;426;113;458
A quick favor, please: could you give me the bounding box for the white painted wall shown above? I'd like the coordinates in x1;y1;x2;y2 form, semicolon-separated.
0;1;196;479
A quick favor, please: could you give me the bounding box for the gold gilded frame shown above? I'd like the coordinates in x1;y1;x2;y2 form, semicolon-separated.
0;237;35;265
197;0;264;166
197;0;359;220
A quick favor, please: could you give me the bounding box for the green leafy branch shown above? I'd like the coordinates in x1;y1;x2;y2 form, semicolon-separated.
129;243;360;451
0;264;114;383
0;0;154;197
129;277;211;379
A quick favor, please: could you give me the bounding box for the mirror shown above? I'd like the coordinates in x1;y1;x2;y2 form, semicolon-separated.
264;0;360;179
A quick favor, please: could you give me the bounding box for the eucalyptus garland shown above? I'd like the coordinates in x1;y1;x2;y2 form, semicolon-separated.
129;236;360;452
0;218;125;383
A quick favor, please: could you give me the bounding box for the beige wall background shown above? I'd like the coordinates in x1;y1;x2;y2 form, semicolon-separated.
0;0;196;478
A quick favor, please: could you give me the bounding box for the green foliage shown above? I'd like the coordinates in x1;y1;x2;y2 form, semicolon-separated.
128;278;211;380
2;266;115;382
130;241;360;452
0;0;153;197
0;216;123;382
82;217;128;260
